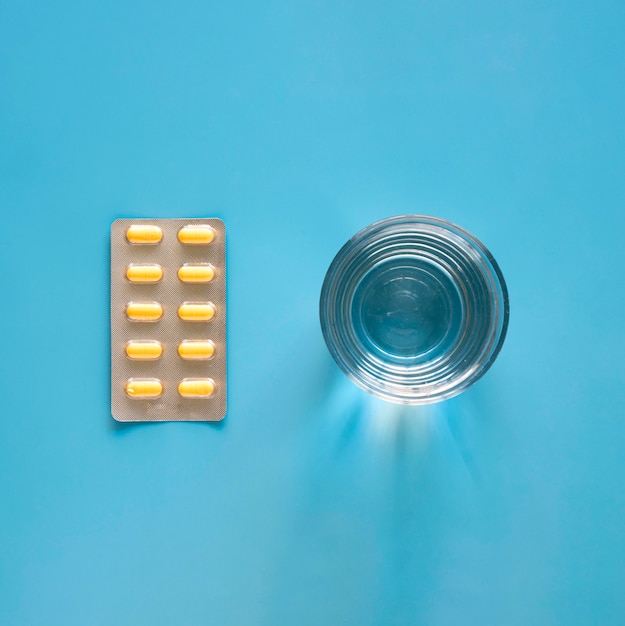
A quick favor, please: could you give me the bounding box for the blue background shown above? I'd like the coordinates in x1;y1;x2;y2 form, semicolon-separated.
1;1;624;624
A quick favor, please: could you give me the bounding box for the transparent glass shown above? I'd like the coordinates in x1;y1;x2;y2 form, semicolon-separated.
319;215;509;404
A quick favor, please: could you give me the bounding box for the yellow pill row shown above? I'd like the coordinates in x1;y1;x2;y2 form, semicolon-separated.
126;263;215;284
125;378;215;399
125;301;216;322
126;224;215;245
125;340;215;361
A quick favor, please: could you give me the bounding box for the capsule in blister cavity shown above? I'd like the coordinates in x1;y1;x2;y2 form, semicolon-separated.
125;378;163;398
126;224;162;244
126;301;163;321
178;340;215;360
126;264;163;284
178;378;215;398
178;263;215;284
178;302;215;321
178;224;215;245
125;340;163;360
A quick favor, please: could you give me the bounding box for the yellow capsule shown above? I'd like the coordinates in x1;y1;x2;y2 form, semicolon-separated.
125;340;163;360
126;263;163;284
177;263;215;284
126;301;163;321
125;378;163;399
178;378;215;398
178;224;215;245
126;224;163;244
178;302;215;322
177;340;215;360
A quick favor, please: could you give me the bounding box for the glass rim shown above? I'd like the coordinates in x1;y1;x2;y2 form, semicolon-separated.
319;215;510;404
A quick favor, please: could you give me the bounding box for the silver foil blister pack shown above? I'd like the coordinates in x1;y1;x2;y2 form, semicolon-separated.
111;218;226;421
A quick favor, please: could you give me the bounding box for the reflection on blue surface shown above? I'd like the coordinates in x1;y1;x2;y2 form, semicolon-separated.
1;0;625;624
266;371;493;625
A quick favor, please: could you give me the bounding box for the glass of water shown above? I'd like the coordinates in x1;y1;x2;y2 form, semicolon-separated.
319;215;509;404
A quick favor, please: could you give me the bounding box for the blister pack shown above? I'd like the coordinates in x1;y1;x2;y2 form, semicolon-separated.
110;218;226;421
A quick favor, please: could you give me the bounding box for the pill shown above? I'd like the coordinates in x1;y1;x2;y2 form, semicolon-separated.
178;224;215;245
126;264;163;284
178;302;215;321
125;340;163;360
177;263;215;284
178;378;215;398
126;225;163;244
178;340;215;360
126;301;163;321
125;378;163;399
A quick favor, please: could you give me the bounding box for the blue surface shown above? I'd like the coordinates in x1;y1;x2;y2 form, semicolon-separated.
1;2;624;624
